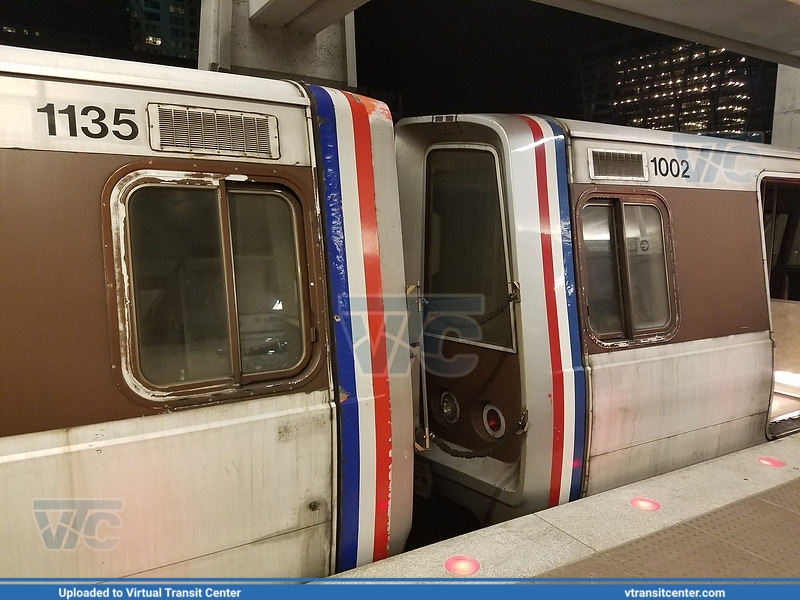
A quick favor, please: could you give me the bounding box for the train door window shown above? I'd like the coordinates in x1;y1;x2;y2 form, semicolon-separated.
578;194;675;344
424;146;514;349
581;205;625;335
123;179;308;393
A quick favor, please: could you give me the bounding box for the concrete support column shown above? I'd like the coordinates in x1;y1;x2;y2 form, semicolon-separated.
773;64;800;149
199;0;357;88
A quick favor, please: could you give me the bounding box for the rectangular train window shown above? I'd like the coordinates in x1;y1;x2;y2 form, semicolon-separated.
579;194;675;343
762;180;800;301
424;146;514;350
125;181;307;390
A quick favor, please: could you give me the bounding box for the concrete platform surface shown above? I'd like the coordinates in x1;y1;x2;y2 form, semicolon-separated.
334;434;800;579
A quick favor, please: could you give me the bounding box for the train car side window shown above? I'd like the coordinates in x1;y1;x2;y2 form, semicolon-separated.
624;204;670;330
129;187;231;384
228;190;304;376
578;194;676;344
119;176;309;396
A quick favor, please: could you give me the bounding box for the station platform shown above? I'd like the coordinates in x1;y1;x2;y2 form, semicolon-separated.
335;433;800;580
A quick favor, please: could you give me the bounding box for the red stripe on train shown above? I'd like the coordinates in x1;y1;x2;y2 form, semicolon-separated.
519;116;566;508
345;92;393;561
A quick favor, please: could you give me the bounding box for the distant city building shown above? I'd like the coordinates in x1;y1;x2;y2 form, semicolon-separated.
129;0;199;62
575;34;777;142
0;0;132;58
0;0;199;67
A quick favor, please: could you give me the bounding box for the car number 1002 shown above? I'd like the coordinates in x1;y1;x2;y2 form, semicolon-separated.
651;156;690;179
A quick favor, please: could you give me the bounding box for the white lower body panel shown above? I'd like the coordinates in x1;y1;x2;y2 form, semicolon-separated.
0;390;335;578
586;332;772;495
135;523;331;578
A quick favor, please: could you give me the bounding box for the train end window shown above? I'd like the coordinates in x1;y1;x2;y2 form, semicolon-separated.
763;180;800;301
423;146;515;351
578;193;677;346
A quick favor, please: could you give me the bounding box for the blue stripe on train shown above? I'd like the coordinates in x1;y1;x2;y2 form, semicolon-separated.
308;85;361;571
541;117;587;502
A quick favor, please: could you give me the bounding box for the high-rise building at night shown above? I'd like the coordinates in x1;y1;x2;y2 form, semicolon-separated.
129;0;199;62
575;34;778;142
0;0;199;67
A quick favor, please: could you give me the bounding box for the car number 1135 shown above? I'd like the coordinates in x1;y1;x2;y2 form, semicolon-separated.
36;103;140;141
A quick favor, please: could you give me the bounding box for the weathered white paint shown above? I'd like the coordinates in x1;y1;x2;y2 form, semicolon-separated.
0;391;335;578
565;123;800;191
586;332;772;494
134;524;331;578
587;413;768;495
200;0;351;85
366;98;415;557
0;71;311;165
0;46;307;107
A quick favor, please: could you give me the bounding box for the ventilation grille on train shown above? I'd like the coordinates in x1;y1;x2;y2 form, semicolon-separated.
588;149;648;181
148;104;280;159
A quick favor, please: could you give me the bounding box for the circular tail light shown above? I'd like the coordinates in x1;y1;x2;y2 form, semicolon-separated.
482;403;506;438
440;392;460;424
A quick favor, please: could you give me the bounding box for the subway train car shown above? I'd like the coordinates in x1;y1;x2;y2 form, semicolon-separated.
0;46;414;577
397;114;800;522
2;45;800;579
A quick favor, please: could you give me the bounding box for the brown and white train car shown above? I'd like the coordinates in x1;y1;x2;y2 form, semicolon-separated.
396;114;800;522
0;47;415;578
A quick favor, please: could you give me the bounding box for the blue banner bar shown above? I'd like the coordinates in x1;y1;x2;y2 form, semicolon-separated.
0;582;798;600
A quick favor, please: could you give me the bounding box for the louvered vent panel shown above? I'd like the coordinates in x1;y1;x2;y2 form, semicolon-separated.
589;149;648;181
151;104;279;159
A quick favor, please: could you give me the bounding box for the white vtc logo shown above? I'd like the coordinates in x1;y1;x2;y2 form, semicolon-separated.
33;500;123;551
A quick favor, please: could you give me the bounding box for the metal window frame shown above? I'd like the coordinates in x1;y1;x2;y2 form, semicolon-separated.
102;161;324;406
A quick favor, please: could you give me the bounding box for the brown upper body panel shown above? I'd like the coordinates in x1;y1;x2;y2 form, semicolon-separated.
571;184;769;354
0;149;328;437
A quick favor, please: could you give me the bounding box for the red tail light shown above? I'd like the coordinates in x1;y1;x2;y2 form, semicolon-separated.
486;409;502;432
482;403;506;438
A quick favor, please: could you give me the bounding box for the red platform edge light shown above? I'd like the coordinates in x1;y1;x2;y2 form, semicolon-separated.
758;457;786;467
629;497;661;511
444;555;481;576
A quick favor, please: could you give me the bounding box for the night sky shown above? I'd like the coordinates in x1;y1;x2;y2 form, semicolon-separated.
355;0;653;120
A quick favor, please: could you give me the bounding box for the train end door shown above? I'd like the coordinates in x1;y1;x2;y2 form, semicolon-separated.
396;115;587;527
762;177;800;437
